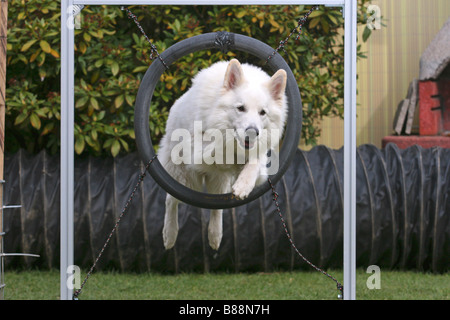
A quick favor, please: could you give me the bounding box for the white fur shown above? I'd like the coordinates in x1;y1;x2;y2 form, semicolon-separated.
158;59;288;250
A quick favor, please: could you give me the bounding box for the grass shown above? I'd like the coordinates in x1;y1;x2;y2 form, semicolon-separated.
2;269;449;300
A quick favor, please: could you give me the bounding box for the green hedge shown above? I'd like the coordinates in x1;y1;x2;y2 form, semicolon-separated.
5;1;374;157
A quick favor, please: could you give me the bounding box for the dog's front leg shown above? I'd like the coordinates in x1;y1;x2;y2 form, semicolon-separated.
232;161;262;200
205;174;232;250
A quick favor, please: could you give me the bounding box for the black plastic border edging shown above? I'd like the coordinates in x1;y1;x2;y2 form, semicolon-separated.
134;31;302;209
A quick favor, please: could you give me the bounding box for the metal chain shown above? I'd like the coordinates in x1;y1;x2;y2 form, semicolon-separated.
72;156;157;300
121;6;169;70
265;7;345;298
266;5;319;63
268;178;344;300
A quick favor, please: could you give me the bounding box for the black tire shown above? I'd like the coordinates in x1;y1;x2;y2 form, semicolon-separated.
134;31;302;209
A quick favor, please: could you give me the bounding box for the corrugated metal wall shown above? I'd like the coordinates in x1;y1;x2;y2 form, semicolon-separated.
311;0;450;149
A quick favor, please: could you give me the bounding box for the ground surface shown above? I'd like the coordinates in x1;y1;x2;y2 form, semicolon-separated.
3;269;448;300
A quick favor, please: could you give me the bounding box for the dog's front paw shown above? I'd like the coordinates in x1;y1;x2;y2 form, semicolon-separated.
232;178;255;200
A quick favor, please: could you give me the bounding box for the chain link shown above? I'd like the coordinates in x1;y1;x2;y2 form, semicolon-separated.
268;178;344;299
121;6;169;70
265;5;319;63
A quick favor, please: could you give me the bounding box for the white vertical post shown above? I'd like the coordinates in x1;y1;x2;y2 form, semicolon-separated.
343;0;357;300
60;0;75;301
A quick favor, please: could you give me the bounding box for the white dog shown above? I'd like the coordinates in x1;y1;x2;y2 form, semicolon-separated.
158;59;288;250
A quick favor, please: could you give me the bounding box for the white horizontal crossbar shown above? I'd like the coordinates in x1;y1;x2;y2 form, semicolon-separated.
73;0;345;5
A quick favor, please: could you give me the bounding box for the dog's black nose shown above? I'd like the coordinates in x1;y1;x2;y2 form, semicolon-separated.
245;126;259;137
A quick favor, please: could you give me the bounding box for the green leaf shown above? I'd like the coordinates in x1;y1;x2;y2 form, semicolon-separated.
114;95;124;109
30;113;41;130
21;39;37;52
97;111;106;121
83;32;91;42
49;48;60;58
174;19;181;31
91;129;98;141
95;59;103;68
132;66;148;73
269;18;280;28
90;70;100;84
111;62;119;76
103;138;114;149
308;10;323;18
75;135;85;155
362;26;372;42
327;13;338;25
125;94;134;106
84;135;94;147
80;79;88;90
111;139;120;157
321;19;330;33
127;129;135;139
30;48;41;62
309;17;321;29
90;97;99;110
119;138;129;152
14;113;28;125
235;11;246;18
75;95;89;108
34;107;48;117
40;40;51;53
41;122;54;136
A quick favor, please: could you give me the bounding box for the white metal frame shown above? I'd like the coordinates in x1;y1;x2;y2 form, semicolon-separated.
61;0;357;300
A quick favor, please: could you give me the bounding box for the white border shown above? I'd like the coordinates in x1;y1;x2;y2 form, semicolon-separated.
61;0;357;300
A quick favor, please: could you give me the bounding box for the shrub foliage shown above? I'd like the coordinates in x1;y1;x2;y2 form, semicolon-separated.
6;1;373;156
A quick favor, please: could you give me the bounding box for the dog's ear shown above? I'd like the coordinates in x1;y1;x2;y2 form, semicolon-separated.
224;59;244;90
269;69;287;101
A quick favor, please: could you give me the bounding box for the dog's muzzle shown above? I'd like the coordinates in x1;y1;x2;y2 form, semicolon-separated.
244;127;259;149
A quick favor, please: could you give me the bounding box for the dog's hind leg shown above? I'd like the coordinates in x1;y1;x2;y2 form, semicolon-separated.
162;193;180;250
162;168;203;250
205;174;231;250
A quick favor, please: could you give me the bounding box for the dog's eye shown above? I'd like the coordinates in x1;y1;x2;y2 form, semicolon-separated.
237;105;246;112
259;109;266;116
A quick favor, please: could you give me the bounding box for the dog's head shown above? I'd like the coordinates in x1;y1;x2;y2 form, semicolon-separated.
218;59;288;151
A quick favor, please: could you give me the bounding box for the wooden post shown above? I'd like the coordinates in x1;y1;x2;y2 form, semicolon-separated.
0;0;7;181
0;0;7;300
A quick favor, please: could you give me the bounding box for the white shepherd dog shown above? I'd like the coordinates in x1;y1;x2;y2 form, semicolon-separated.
158;59;288;250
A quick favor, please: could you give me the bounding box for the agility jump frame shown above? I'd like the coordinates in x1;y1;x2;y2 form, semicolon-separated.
61;0;357;300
